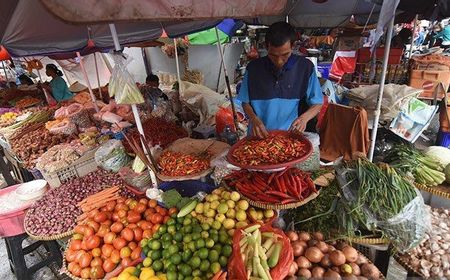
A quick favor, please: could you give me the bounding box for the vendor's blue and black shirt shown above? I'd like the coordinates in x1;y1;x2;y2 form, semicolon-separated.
238;54;323;131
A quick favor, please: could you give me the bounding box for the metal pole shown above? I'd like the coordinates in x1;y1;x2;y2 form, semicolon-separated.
2;61;8;84
408;14;419;60
141;48;150;76
215;27;239;131
173;39;182;86
76;52;99;112
368;16;395;162
93;52;102;97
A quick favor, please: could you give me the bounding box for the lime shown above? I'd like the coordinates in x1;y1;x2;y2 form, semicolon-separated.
219;233;228;244
143;257;152;267
193;225;202;233
183;234;192;243
219;256;228;267
192;269;202;277
147;250;153;258
222;245;232;257
206;272;213;279
205;238;215;248
190;256;201;268
180;264;192;276
167;218;176;226
170;253;182;265
183;218;192;226
162;249;171;259
184;277;193;280
199;260;210;272
177;216;184;223
192;232;201;241
182;250;193;262
140;239;149;248
167;263;177;272
167;271;178;280
201;223;210;231
152;260;163;272
212;244;222;254
174;232;183;242
183;225;193;234
159;225;168;234
187;241;196;252
193;277;201;280
162;233;173;242
163;240;172;249
176;224;183;231
201;231;209;239
177;274;184;280
198;248;209;260
133;268;141;277
168;225;177;234
151;240;162;250
210;233;219;243
143;246;150;256
208;250;219;263
210;262;221;274
153;232;161;239
209;229;219;235
151;250;162;260
195;239;205;249
168;244;179;255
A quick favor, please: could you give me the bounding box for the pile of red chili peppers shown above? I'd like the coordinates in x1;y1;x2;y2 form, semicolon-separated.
124;118;188;152
225;168;317;204
231;134;307;166
158;151;211;177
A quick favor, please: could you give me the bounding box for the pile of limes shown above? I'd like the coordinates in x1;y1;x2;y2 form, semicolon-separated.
141;213;232;280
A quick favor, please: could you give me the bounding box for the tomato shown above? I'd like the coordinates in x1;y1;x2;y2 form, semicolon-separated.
79;252;92;268
90;257;103;267
168;207;178;216
101;219;112;227
91;248;101;258
81;241;89;251
144;208;155;217
66;249;77;262
101;244;114;258
156;207;168;217
120;246;132;258
121;257;133;268
128;241;137;250
151;214;163;225
139;221;152;231
148;199;158;208
84;226;95;237
103;232;116;244
110;222;124;233
70;240;82;251
117;197;126;204
117;209;127;219
86;221;99;233
120;228;134;242
105;201;116;212
97;224;110;238
72;233;83;240
127;211;141;224
151;224;160;234
102;258;116;273
131;247;142;261
74;225;87;235
80;267;91;279
127;223;138;230
85;235;101;250
67;262;76;273
138;198;148;205
88;209;99;219
133;228;143;242
90;265;105;279
75;250;86;263
72;263;82;277
113;237;127;250
163;216;170;223
134;203;147;214
142;229;152;239
110;249;121;264
115;203;129;212
112;212;120;222
94;212;108;223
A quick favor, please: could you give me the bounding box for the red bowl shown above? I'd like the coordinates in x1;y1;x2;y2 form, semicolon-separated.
227;130;313;171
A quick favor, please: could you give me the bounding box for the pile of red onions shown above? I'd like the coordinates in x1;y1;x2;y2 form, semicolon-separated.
25;170;132;236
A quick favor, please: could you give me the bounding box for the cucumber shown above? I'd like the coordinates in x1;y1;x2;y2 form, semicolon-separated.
177;199;198;218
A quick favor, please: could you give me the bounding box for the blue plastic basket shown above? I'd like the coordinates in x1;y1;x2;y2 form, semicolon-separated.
159;180;217;197
436;130;450;148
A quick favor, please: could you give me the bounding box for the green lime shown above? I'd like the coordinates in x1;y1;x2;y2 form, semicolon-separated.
208;250;219;263
177;274;184;280
143;246;150;256
198;248;209;260
183;225;193;234
168;225;177;234
199;260;210;272
171;213;177;219
167;271;178;280
205;238;215;248
187;241;196;252
168;244;179;255
147;250;153;258
183;234;192;243
151;250;162;261
206;272;213;279
190;256;201;268
184;277;193;280
219;233;229;244
151;240;162;250
153;232;161;239
185;214;192;219
201;223;210;231
162;250;171;259
193;277;201;280
182;250;193;262
152;260;163;272
176;224;183;231
163;240;172;249
222;245;232;257
195;239;205;249
167;218;176;226
167;263;177;272
176;216;184;224
219;256;228;267
192;233;201;241
192;269;201;277
212;244;222;254
193;225;202;233
159;225;168;234
201;231;209;239
133;268;141;277
210;262;221;274
209;229;218;235
140;239;149;247
143;257;153;267
210;233;219;243
170;253;182;265
183;218;192;226
162;233;173;242
180;264;192;276
174;232;183;242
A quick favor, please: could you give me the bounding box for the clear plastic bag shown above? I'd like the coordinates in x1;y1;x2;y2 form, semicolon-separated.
109;54;144;105
95;139;131;172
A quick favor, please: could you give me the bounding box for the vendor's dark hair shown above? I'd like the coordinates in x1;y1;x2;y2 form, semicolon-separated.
265;22;297;47
18;74;34;85
46;63;63;76
146;74;159;83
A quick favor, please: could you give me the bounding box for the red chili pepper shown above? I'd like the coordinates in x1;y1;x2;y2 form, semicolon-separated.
281;198;298;204
266;190;293;199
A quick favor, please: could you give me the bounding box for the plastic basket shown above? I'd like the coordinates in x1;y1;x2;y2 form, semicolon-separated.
436;129;450;148
0;184;35;237
40;149;98;188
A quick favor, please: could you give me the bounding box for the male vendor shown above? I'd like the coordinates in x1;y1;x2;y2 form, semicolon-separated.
238;22;323;138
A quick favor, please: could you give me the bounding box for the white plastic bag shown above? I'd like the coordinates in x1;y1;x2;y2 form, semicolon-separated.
95;139;131;172
109;54;144;105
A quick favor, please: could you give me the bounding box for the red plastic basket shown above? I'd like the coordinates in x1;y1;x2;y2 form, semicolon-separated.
227;130;313;171
0;184;36;237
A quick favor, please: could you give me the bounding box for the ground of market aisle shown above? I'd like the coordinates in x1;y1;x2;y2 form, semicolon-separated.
0;238;69;280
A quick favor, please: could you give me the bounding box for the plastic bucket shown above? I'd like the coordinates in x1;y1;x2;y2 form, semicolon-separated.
0;184;35;237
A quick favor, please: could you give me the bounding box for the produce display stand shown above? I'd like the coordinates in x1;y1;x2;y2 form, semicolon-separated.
393;254;425;278
24;226;74;241
415;183;450;200
240;187;320;210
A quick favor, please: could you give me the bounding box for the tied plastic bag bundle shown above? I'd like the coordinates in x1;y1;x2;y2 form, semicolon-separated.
228;222;293;280
48;119;77;135
118;166;151;191
95;139;131;172
66;103;92;128
108;54;144;105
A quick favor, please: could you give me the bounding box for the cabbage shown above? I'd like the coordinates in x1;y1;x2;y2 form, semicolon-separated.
425;146;450;166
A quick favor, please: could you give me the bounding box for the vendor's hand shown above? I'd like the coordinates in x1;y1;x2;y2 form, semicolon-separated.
250;117;269;139
290;115;309;133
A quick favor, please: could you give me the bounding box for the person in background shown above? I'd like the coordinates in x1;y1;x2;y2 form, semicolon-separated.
8;82;17;88
434;22;450;49
140;74;168;111
18;74;34;85
238;21;323;138
43;64;73;102
391;28;412;49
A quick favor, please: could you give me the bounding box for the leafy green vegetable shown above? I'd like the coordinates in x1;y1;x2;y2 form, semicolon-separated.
161;189;182;208
176;197;193;210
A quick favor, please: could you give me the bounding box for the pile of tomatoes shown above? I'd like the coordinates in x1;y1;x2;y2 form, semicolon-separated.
65;197;176;279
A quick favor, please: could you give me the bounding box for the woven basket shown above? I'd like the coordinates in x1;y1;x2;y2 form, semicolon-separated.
393;254;424;278
25;225;73;241
241;190;320;210
415;183;450;199
62;244;85;280
346;236;390;245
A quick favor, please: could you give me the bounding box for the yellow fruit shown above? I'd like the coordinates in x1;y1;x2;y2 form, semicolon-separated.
203;202;211;213
226;200;235;209
210;200;220;210
237;200;249;211
124;267;136;274
235;210;247;222
118;273;132;280
128;277;139;280
206;209;216;218
264;209;275;218
223;218;235;230
210;194;219;202
215;213;226;223
226;209;236;219
191;211;197;217
212;220;222;230
228;229;235;236
230;191;241;201
158;275;167;280
217;203;228;214
236;221;248;228
140;268;156;280
212;188;223;195
195;203;204;214
256;211;264;221
249;210;258;221
143;257;153;267
222;191;231;200
206;217;214;225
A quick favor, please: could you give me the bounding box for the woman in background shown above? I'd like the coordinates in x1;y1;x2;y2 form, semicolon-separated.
44;64;73;102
